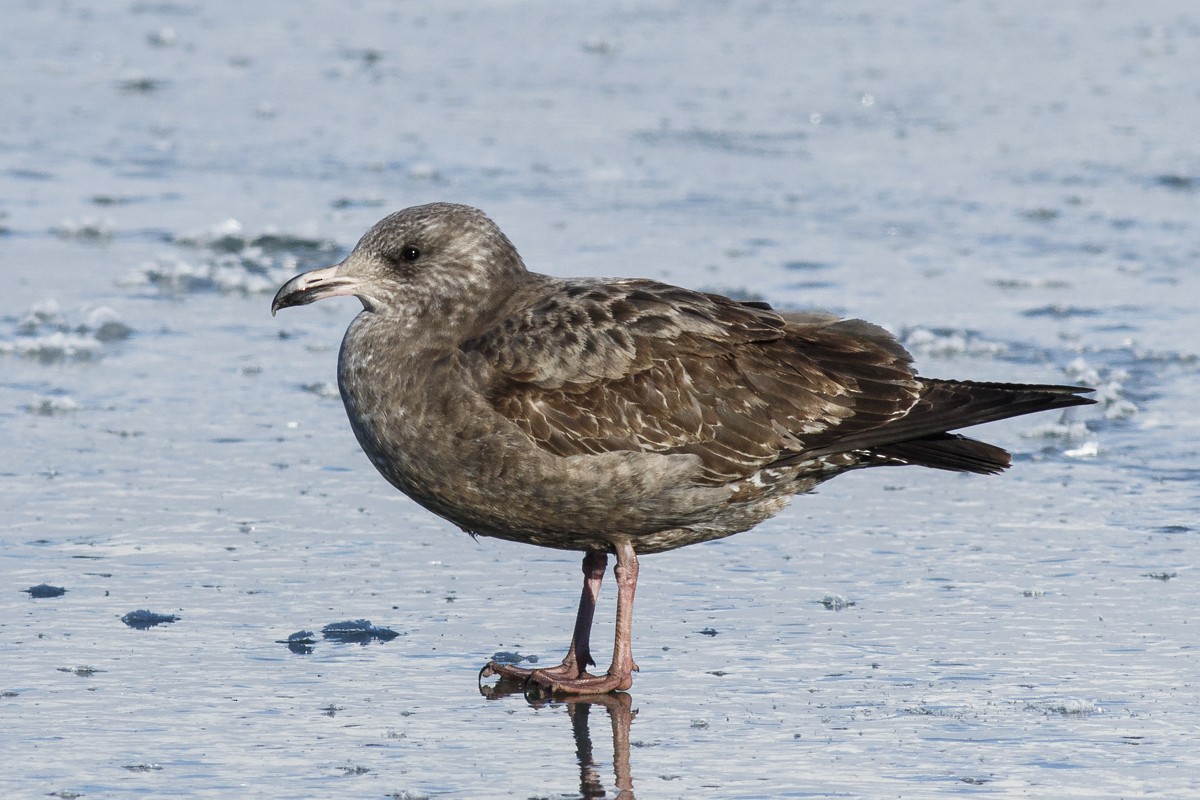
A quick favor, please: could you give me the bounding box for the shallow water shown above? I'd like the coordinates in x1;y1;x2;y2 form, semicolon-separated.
3;1;1198;797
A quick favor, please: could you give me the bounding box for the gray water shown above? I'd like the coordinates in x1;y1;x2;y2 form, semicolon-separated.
3;2;1198;797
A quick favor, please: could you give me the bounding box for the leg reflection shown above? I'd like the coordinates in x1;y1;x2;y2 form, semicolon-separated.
481;681;636;799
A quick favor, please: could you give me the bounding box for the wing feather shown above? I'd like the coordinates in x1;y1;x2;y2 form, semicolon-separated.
462;278;922;485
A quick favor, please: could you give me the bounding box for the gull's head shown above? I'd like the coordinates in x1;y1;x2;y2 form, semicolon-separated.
271;203;526;319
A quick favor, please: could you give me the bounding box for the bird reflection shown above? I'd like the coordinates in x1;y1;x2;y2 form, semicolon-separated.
481;678;635;799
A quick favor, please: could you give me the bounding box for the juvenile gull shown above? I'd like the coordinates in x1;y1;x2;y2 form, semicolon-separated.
272;203;1094;695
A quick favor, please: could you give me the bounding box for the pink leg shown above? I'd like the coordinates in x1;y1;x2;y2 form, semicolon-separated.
529;540;640;695
481;550;608;682
562;550;608;672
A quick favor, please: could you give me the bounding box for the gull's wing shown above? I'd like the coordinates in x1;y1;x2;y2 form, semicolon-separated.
461;279;924;484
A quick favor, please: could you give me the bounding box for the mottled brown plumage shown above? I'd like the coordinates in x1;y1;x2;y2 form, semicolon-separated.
272;202;1094;695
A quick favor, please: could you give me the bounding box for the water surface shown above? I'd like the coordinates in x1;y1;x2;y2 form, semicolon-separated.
3;2;1198;797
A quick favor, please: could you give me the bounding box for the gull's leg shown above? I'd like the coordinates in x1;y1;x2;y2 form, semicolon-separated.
529;540;639;695
560;549;608;674
481;550;607;682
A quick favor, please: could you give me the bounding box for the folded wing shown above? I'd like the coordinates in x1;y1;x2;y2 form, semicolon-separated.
462;279;967;484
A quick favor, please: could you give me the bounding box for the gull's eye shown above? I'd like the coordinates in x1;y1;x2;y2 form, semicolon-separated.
401;245;421;262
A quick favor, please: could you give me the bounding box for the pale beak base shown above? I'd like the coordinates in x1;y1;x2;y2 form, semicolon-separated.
271;265;358;316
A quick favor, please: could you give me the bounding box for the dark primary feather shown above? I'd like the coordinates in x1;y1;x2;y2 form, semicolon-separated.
798;380;1096;474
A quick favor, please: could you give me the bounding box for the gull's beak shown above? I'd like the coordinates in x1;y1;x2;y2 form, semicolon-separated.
271;264;360;316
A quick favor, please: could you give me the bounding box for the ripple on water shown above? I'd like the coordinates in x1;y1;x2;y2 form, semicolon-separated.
0;300;133;363
119;219;340;296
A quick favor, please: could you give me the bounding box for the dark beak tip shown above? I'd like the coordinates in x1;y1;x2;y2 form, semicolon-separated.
270;277;304;317
269;266;351;318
